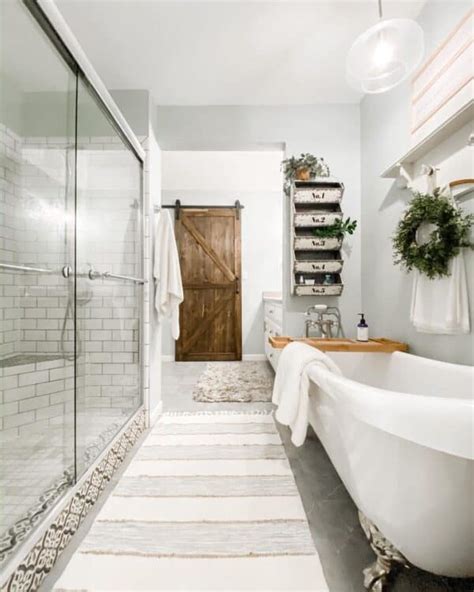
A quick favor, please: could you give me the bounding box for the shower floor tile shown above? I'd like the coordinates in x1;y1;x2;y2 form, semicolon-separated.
0;409;131;567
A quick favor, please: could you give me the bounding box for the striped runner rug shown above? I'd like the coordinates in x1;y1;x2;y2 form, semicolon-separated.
54;411;329;591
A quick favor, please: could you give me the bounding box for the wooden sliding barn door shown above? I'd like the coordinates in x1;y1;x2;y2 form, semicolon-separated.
175;208;242;361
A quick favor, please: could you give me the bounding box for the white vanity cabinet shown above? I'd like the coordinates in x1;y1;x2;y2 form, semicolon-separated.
263;295;282;371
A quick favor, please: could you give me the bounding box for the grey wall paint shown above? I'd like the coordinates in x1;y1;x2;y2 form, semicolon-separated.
110;89;150;137
360;0;473;365
156;105;362;340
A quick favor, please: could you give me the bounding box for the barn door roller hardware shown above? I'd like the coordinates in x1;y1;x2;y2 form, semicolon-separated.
158;200;245;221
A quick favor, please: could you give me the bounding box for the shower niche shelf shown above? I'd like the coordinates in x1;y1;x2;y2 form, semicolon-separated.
290;179;345;297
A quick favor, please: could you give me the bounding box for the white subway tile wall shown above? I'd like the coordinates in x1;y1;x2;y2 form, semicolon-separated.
0;125;74;360
141;134;152;420
0;127;146;551
0;128;142;433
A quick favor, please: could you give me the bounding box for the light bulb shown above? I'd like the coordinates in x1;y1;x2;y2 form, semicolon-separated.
373;38;394;68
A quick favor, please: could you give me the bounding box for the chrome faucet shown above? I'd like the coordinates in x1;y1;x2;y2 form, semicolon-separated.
305;305;344;339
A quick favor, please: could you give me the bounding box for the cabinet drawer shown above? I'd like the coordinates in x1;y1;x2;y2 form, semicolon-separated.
294;259;343;274
264;317;282;337
294;236;342;251
294;187;343;205
294;211;342;228
264;302;282;325
265;339;281;371
295;284;344;297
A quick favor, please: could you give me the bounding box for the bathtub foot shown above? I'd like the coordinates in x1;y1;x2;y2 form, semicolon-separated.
362;557;394;591
359;511;409;591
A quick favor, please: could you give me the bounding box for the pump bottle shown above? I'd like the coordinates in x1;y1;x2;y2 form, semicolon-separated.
357;313;369;342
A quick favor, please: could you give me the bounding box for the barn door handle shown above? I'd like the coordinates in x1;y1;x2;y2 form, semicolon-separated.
235;277;240;294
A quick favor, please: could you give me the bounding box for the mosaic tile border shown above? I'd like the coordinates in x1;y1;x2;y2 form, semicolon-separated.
0;470;74;567
1;409;146;592
0;416;128;566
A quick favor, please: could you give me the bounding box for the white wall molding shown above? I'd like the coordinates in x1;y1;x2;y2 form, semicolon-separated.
242;354;267;361
162;354;175;362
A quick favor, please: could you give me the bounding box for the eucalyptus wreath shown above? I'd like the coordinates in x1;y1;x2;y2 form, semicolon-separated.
392;189;473;279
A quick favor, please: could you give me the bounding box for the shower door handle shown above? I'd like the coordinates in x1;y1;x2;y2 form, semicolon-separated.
88;268;146;284
104;272;146;284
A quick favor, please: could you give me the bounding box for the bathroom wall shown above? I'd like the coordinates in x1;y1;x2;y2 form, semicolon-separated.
155;105;362;339
0;123;22;359
160;150;283;358
144;110;162;419
0;125;75;361
360;0;473;365
0;124;75;439
0;127;142;435
112;89;163;419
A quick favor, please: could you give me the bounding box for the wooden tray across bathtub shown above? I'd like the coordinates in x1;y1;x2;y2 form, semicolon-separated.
268;336;408;353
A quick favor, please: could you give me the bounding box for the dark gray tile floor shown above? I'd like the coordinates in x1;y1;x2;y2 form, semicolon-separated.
279;424;474;592
163;361;474;592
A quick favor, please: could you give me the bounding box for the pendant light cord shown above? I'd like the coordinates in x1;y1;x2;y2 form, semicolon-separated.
378;0;383;19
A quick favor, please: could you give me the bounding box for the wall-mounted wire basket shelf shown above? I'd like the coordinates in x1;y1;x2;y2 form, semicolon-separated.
290;179;345;297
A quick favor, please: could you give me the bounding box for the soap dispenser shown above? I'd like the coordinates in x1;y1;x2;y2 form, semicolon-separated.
357;313;369;342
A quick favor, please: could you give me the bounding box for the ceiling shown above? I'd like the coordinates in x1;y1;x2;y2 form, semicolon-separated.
54;0;427;105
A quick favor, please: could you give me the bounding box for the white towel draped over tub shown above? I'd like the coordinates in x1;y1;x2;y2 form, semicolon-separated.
272;342;341;446
153;209;183;340
410;186;470;335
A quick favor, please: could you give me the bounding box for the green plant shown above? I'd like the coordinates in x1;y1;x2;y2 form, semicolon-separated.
281;153;330;195
393;189;473;279
312;217;357;239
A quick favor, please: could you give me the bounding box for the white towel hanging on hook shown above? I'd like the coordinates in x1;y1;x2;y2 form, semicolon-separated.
153;209;183;340
410;185;470;334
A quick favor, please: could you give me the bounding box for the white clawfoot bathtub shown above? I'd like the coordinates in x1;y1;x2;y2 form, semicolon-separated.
306;351;474;580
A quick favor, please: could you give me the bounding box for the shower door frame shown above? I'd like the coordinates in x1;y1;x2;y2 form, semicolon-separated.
0;0;147;583
25;0;146;163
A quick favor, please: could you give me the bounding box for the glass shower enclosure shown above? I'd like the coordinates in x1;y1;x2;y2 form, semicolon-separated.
0;0;144;569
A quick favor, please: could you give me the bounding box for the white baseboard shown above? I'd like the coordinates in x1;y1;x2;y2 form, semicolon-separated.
162;354;267;362
149;401;163;427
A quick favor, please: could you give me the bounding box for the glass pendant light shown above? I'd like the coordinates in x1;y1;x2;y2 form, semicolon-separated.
346;0;424;94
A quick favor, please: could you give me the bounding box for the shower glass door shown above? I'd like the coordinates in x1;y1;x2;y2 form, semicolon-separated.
75;77;143;477
0;0;143;570
0;0;76;564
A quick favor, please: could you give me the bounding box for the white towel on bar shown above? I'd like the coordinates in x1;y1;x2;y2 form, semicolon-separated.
410;252;470;334
410;187;470;335
154;209;183;340
272;342;341;447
